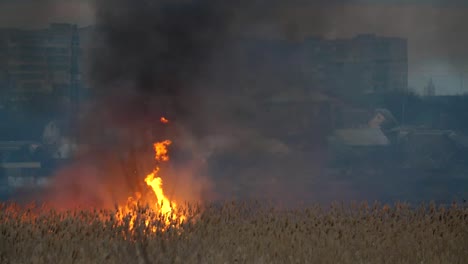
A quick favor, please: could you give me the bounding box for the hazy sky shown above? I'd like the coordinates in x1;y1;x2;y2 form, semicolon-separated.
0;0;467;95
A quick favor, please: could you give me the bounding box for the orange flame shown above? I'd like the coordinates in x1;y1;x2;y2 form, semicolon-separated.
144;168;173;217
117;117;185;231
160;117;169;124
154;140;171;162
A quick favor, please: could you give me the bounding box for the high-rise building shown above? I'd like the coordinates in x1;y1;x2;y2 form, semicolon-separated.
301;34;408;97
236;34;408;98
0;23;83;109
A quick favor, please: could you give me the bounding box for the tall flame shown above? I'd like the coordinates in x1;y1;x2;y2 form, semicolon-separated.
144;140;179;220
117;117;185;231
145;169;173;217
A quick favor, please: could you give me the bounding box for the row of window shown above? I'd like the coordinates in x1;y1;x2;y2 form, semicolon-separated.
7;64;71;72
7;63;71;73
9;64;44;71
10;72;74;81
7;55;72;63
8;35;74;43
12;73;46;80
8;46;70;55
7;82;74;92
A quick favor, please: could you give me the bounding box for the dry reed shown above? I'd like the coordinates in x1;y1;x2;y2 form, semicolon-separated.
0;201;467;264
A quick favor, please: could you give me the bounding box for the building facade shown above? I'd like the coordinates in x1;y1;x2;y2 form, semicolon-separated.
300;34;408;97
0;23;83;110
237;34;408;98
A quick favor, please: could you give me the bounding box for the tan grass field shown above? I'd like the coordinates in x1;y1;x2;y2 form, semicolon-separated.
1;201;467;264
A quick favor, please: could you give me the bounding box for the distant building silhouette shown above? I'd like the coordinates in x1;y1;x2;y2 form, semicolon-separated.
235;34;408;98
425;78;436;96
0;23;85;112
302;34;408;96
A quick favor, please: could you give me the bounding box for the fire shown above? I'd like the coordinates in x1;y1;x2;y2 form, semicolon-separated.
154;140;171;162
117;118;185;231
145;169;173;217
160;117;169;124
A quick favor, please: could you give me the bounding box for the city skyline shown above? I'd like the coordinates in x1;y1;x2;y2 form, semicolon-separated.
0;0;467;95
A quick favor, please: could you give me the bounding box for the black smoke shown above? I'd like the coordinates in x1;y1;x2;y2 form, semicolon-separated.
62;0;367;207
66;0;329;207
90;1;232;119
38;0;468;208
44;0;260;208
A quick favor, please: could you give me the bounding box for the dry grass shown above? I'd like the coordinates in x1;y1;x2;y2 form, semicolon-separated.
1;201;467;264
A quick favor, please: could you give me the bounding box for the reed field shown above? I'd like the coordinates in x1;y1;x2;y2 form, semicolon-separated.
0;201;467;264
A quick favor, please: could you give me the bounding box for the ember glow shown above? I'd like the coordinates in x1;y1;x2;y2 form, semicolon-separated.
116;118;185;231
154;140;171;162
160;117;169;124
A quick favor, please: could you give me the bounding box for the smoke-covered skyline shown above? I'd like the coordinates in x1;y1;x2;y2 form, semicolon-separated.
1;0;467;94
1;0;467;207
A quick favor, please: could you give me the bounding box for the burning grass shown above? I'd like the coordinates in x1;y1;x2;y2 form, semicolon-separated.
1;201;467;263
2;118;467;263
117;139;187;231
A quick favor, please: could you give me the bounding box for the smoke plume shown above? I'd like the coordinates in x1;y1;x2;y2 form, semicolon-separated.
40;0;468;208
44;0;372;208
44;0;257;208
